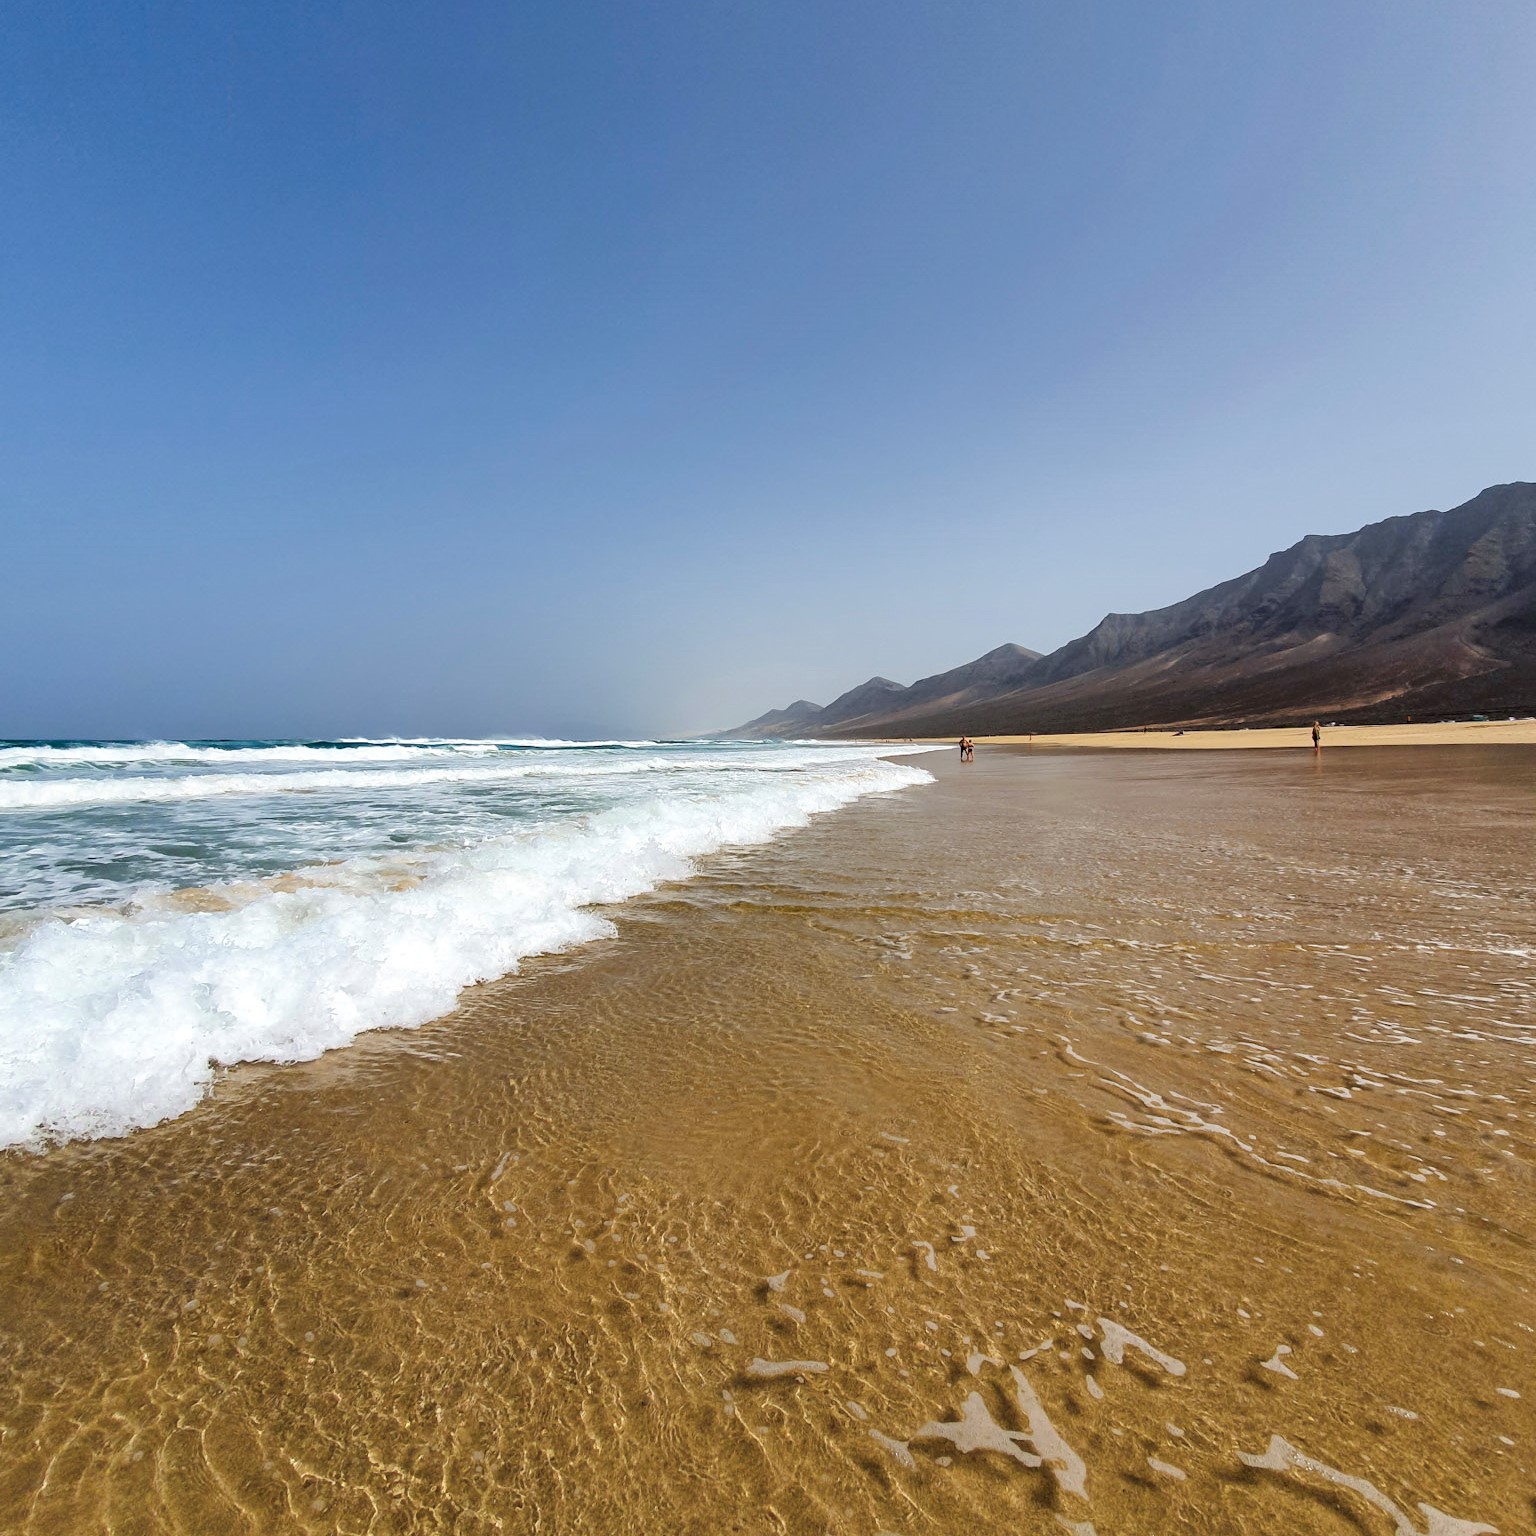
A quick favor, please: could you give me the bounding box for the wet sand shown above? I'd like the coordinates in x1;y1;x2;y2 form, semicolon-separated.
971;719;1536;750
1;747;1532;1534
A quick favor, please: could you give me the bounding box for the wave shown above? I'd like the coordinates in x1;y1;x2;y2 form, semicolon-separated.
0;738;693;770
341;737;671;750
0;751;933;1149
0;740;515;770
0;761;642;811
0;744;931;812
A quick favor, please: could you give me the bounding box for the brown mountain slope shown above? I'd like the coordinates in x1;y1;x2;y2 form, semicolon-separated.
724;482;1536;738
725;645;1043;739
727;700;826;737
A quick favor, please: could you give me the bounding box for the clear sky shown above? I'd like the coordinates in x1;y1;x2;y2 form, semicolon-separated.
4;1;1534;739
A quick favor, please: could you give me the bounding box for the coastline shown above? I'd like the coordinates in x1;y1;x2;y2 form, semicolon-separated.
956;718;1536;750
1;747;1530;1533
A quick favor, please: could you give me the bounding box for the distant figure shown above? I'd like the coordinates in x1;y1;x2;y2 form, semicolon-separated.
958;736;974;762
1311;721;1321;750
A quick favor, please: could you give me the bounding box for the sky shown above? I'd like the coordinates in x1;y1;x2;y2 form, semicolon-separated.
3;1;1535;739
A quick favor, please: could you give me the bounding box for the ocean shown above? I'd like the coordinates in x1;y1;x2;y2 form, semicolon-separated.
0;737;936;1148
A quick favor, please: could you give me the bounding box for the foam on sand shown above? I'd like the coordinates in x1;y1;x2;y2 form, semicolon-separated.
912;1392;1043;1468
912;1367;1089;1505
868;1430;914;1468
1238;1435;1497;1535
1097;1318;1186;1377
1010;1366;1088;1499
1259;1343;1298;1379
744;1358;828;1380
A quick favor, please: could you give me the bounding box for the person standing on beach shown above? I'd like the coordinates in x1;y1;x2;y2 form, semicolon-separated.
1311;721;1321;750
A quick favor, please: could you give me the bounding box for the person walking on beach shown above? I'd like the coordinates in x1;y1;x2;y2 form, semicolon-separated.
1311;721;1321;750
958;736;974;762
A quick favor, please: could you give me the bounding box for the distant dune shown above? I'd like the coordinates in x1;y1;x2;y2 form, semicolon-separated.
724;482;1536;738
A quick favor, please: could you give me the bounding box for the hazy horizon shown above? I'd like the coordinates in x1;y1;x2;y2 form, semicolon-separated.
5;2;1535;739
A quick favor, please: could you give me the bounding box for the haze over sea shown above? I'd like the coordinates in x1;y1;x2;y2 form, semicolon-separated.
0;737;933;1148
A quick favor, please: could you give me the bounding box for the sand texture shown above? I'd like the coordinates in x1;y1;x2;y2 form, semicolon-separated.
1;746;1532;1534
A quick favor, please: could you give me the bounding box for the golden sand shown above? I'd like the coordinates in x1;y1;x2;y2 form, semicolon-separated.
1;746;1532;1534
971;718;1536;750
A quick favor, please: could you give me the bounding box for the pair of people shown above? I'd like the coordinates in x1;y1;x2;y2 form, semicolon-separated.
958;736;974;762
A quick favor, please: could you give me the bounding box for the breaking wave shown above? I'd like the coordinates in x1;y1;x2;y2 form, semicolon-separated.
0;740;935;1149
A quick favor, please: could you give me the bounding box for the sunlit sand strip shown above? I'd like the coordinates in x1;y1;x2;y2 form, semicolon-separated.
950;719;1536;750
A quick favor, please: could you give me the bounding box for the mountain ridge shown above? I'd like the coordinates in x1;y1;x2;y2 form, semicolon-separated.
723;482;1536;738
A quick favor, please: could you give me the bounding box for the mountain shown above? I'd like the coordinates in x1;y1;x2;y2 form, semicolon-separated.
727;700;826;737
820;676;908;724
724;645;1047;739
723;482;1536;738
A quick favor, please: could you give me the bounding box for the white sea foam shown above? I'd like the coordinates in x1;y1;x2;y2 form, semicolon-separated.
1097;1318;1186;1377
0;737;782;771
913;1391;1043;1468
0;740;506;769
0;760;618;811
0;742;923;812
0;745;934;1149
869;1430;914;1467
744;1358;828;1380
1011;1366;1088;1500
1238;1434;1496;1535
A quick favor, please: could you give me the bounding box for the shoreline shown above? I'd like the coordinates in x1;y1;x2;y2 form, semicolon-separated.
931;718;1536;750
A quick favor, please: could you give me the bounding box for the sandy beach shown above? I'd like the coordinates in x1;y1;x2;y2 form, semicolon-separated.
968;718;1536;751
1;746;1532;1534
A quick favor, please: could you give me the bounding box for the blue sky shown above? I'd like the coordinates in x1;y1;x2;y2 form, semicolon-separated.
4;1;1534;738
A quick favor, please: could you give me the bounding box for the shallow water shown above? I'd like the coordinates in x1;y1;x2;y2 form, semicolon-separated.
1;746;1531;1534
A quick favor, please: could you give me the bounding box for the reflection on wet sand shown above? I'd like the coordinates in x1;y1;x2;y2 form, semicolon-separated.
1;746;1531;1534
